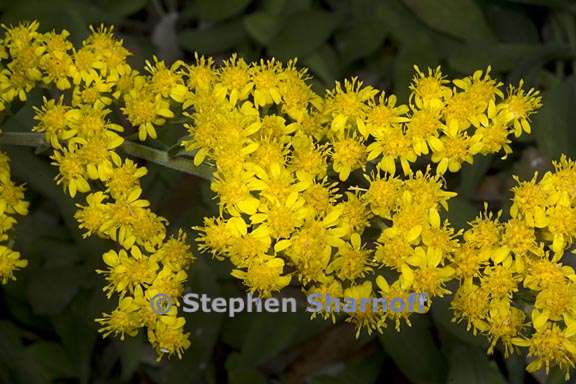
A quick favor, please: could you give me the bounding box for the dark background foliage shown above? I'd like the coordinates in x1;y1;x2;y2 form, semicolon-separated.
0;0;574;383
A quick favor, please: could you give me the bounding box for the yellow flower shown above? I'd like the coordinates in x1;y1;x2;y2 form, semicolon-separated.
186;53;216;91
214;54;252;106
451;280;490;334
122;77;174;141
145;57;188;102
409;65;451;109
430;131;473;175
51;146;91;198
499;80;542;137
403;245;454;295
343;280;382;336
485;300;525;356
249;58;283;107
0;246;27;284
324;77;378;134
330;134;367;181
327;233;372;281
96;296;141;340
363;92;409;138
99;246;159;297
147;315;190;360
513;322;576;379
231;255;291;297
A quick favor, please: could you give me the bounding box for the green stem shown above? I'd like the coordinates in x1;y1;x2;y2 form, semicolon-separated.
0;131;213;180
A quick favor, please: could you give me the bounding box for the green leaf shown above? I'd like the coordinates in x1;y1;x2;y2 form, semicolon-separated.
457;155;493;199
448;43;569;73
503;0;574;7
27;266;89;315
303;45;342;85
243;12;284;45
376;0;436;46
485;3;539;44
308;349;386;384
228;368;267;384
268;10;339;59
51;290;103;384
378;315;447;384
264;0;312;14
534;77;576;160
0;321;52;384
445;196;478;229
183;0;253;21
505;352;526;384
23;342;75;381
116;334;150;381
233;311;314;367
179;19;248;55
95;0;147;17
446;342;508;384
401;0;495;41
336;350;386;384
336;17;387;64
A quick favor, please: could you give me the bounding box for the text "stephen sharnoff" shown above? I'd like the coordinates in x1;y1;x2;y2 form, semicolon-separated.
150;292;429;317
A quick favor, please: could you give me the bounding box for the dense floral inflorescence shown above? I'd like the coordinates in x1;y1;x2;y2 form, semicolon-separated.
1;22;194;359
0;152;29;284
3;21;576;378
452;159;576;378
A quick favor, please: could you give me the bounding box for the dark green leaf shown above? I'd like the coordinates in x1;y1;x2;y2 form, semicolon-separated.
376;0;436;46
268;10;339;59
183;0;253;21
0;321;52;384
503;0;574;7
243;12;284;45
336;17;387;64
534;77;576;160
485;3;539;44
401;0;495;41
179;19;248;55
378;315;447;384
116;334;151;381
52;291;102;384
445;196;478;229
505;352;527;384
446;342;507;384
27;266;89;315
228;368;267;384
303;45;341;85
457;155;493;199
261;0;312;14
95;0;147;17
448;43;569;73
233;311;312;367
23;342;75;380
336;349;386;384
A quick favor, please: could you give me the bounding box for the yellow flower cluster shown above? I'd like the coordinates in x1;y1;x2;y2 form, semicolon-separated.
452;157;576;378
186;54;542;340
0;22;195;359
0;152;29;284
5;20;575;377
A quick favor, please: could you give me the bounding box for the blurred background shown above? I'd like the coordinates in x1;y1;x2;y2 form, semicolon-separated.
0;0;575;383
